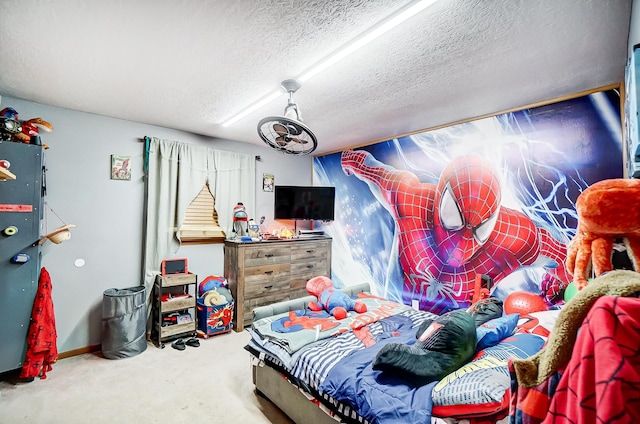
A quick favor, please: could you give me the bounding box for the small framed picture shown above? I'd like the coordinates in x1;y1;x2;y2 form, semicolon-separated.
263;173;274;192
111;155;131;180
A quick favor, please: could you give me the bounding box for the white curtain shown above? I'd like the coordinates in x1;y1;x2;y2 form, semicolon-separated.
142;137;255;302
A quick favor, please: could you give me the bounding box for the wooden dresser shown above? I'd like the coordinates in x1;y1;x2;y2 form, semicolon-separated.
224;237;332;331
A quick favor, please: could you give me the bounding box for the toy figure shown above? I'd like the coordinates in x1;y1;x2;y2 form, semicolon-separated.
13;117;54;144
341;150;570;313
232;202;248;237
0;107;22;141
306;276;367;320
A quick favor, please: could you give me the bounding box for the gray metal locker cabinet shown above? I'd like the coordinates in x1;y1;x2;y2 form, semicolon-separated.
0;141;43;374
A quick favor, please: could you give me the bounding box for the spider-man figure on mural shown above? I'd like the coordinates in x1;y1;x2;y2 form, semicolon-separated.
341;150;570;313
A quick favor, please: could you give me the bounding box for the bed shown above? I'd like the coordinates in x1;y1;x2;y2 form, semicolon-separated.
244;282;558;424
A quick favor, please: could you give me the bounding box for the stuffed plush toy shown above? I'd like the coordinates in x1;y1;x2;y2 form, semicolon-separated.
566;178;640;289
466;296;503;326
13;117;54;143
372;309;477;385
306;276;367;320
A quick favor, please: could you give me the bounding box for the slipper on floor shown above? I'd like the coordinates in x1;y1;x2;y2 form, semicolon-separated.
171;338;186;350
185;337;200;347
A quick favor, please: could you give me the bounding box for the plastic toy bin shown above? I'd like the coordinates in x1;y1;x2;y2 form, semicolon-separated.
196;299;234;336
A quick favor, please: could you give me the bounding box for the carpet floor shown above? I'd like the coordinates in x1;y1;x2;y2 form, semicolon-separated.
0;330;294;424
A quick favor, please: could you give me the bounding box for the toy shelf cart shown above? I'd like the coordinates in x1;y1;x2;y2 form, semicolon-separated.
151;273;197;348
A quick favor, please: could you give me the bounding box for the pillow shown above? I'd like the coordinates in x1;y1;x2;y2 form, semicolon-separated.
372;309;477;385
514;309;561;341
475;313;519;350
431;333;545;417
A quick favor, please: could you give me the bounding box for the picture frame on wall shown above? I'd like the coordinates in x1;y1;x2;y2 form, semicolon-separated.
263;173;274;192
111;154;131;181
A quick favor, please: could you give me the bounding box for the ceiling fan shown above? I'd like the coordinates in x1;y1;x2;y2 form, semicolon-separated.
257;79;318;155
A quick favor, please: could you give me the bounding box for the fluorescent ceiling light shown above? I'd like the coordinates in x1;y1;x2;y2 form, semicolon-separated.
299;0;439;82
222;90;282;127
221;0;439;127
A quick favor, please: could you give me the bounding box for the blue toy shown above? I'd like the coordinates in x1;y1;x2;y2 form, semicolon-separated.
306;276;367;320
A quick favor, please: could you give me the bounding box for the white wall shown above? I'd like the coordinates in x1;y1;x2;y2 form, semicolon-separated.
1;96;312;353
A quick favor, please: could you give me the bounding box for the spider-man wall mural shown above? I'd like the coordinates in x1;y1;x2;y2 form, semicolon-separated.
313;89;623;313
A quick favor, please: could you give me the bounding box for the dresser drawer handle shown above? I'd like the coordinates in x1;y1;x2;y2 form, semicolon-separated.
264;253;274;257
264;285;273;290
306;265;313;269
264;270;273;275
306;250;314;253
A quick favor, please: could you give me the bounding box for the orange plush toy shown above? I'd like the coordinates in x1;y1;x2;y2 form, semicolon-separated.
566;178;640;289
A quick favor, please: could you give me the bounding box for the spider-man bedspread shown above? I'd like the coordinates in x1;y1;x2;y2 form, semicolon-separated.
251;293;415;354
509;295;640;424
253;309;441;423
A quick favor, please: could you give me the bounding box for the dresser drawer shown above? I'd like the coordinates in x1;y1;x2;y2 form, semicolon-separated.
290;259;329;289
291;241;329;262
244;246;291;267
244;263;291;298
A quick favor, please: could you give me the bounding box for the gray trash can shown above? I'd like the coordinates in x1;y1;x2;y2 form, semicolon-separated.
101;285;147;359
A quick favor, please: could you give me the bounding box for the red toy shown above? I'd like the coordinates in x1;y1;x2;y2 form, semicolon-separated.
504;291;548;315
13;117;54;143
306;276;367;320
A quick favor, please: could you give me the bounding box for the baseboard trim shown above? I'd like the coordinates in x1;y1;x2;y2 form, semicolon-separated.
57;333;152;359
58;344;101;359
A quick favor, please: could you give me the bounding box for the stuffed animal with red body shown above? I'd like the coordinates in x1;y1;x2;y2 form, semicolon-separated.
306;276;367;320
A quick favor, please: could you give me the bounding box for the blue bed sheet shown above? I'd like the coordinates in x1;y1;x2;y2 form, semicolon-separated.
318;315;437;424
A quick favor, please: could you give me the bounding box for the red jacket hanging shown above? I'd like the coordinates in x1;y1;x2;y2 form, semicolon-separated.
20;267;58;380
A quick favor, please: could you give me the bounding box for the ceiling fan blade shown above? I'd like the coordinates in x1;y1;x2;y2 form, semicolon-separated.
275;136;288;146
291;137;308;144
273;123;288;136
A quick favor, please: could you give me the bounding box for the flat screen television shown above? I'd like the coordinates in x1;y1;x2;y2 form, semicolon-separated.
274;185;335;221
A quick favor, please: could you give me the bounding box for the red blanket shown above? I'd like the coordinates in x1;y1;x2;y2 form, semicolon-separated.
20;267;58;380
543;295;640;423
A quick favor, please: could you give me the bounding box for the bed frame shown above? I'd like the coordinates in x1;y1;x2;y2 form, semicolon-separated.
250;283;371;424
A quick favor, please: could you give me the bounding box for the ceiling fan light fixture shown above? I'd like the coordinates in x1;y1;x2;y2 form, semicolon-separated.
283;102;300;121
257;80;318;155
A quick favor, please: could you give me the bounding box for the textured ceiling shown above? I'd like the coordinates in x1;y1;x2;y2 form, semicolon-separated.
0;0;633;155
